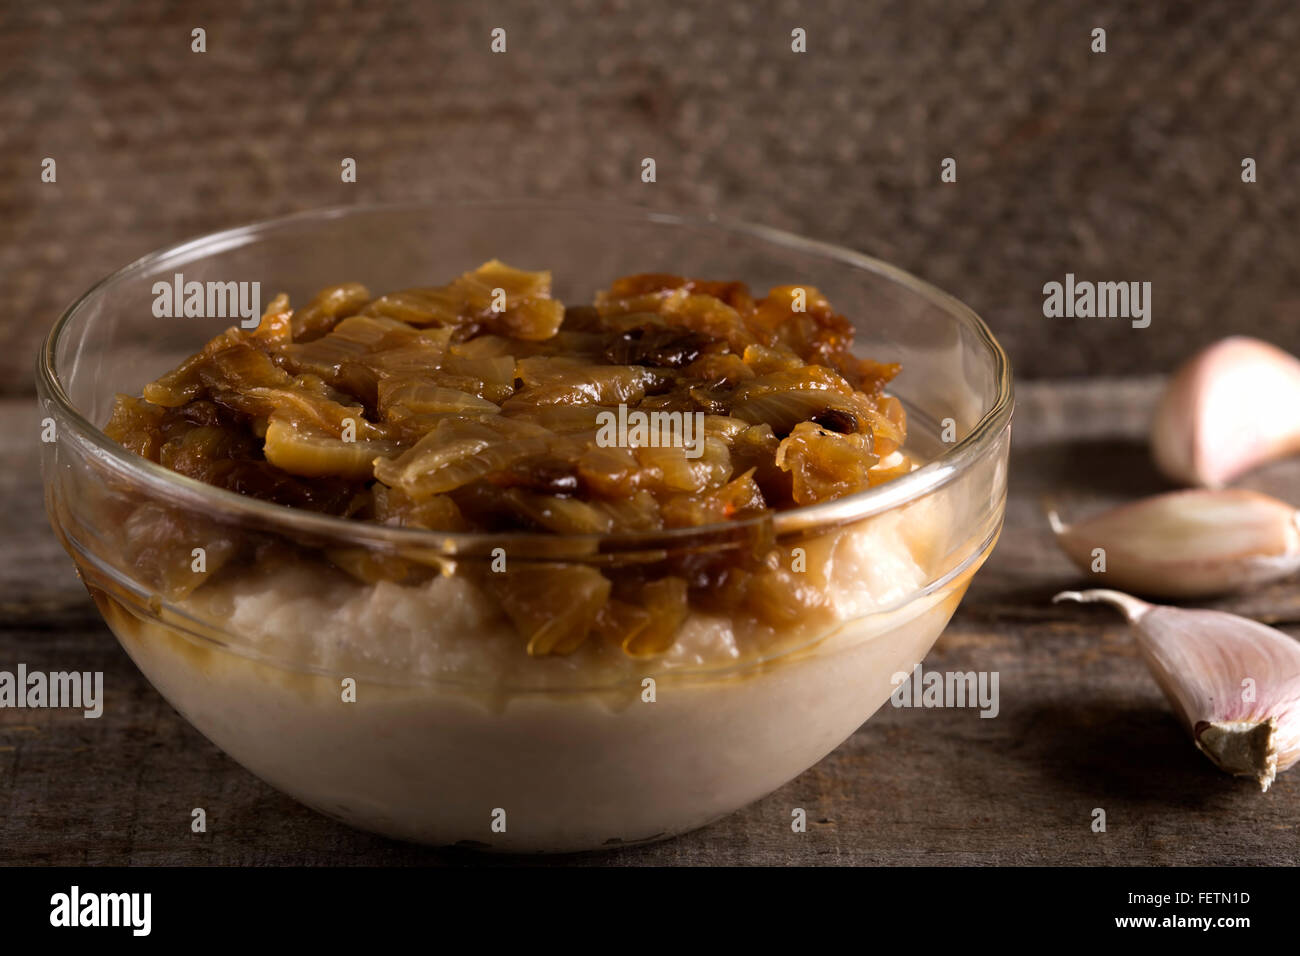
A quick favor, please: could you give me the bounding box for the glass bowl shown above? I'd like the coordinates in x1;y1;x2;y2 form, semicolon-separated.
37;201;1012;853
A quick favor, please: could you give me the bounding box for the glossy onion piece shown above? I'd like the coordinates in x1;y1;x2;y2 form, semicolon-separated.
454;259;566;341
749;558;831;629
507;358;666;408
290;282;372;341
493;563;612;656
143;331;257;407
281;315;446;399
372;485;468;531
597;285;757;352
121;504;238;600
363;260;565;341
623;577;689;657
593;599;655;652
661;469;767;528
377;380;500;418
775;422;878;505
248;292;294;346
104;394;167;460
438;355;517;401
497;488;616;534
263;419;401;481
374;417;553;499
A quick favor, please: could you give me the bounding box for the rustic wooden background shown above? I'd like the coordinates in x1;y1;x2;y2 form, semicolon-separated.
3;0;1298;384
3;0;1300;865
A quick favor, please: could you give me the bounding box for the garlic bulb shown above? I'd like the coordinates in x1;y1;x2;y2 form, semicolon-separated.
1151;336;1300;488
1049;489;1300;598
1054;588;1300;791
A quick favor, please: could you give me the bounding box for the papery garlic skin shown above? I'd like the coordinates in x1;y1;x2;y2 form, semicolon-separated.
1152;337;1300;488
1049;489;1300;598
1054;589;1300;791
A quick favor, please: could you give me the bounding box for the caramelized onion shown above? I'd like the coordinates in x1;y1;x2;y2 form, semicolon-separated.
104;260;913;657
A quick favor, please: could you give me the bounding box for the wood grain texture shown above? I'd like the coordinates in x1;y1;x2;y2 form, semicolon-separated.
2;0;1299;389
3;381;1299;865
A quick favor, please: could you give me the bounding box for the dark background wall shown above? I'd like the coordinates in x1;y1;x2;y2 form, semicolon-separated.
3;0;1297;392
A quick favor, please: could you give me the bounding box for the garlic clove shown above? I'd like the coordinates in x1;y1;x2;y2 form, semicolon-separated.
1151;336;1300;488
1049;489;1300;598
1054;588;1300;791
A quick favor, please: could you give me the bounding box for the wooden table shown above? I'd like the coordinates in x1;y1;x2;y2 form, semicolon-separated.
3;380;1298;865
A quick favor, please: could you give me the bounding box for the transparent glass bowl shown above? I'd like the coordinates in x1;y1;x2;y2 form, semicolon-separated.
37;201;1012;852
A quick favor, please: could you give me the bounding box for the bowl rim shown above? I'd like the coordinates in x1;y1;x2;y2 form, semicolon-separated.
36;199;1014;554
